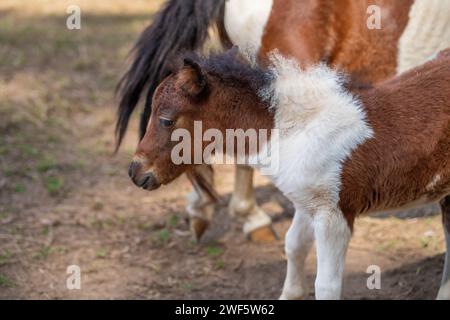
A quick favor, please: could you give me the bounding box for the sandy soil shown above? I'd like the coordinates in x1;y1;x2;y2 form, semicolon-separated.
0;0;446;300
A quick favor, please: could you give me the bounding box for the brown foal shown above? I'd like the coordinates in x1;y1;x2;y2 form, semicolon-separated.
128;48;450;299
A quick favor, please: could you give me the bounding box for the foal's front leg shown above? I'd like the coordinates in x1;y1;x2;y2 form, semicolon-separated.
313;209;352;300
280;208;314;300
186;164;217;241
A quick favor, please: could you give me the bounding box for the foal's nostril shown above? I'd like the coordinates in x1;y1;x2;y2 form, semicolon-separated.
128;161;142;180
128;164;133;179
138;175;150;188
128;161;159;190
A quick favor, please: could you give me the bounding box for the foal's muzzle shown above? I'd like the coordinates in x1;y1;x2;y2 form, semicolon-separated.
128;161;160;191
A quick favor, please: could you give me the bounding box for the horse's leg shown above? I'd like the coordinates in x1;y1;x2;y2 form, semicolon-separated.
437;195;450;300
280;208;314;300
313;209;352;300
186;164;218;242
229;165;277;242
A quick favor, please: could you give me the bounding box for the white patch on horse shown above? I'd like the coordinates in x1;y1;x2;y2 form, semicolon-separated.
261;54;373;207
427;174;442;191
397;0;450;74
280;207;314;300
224;0;273;56
313;209;352;299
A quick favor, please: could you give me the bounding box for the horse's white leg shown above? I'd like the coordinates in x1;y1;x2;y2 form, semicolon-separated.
186;164;217;242
437;196;450;300
313;209;352;300
280;208;314;300
229;165;276;242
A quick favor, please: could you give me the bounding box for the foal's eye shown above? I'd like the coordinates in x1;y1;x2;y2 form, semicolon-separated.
159;117;175;128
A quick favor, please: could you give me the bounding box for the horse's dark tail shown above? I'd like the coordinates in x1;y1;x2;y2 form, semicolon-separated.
115;0;227;150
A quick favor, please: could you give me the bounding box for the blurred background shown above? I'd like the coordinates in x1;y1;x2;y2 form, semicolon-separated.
0;0;446;299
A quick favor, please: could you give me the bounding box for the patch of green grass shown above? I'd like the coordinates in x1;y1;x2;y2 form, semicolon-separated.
0;274;15;288
115;215;127;226
42;225;49;236
33;246;53;260
55;247;68;254
206;246;224;258
0;145;10;156
74;159;87;170
19;144;39;157
0;250;13;266
0;211;9;220
420;237;430;248
152;229;171;246
168;214;180;227
138;221;153;230
96;249;108;259
181;282;194;291
45;176;63;196
215;260;225;269
14;183;26;193
3;167;14;177
158;229;170;242
36;156;57;172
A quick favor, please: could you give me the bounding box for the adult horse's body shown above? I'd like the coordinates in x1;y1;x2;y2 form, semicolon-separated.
117;0;450;241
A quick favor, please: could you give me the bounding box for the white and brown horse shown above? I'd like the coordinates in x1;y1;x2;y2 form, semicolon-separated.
117;0;450;242
128;48;450;299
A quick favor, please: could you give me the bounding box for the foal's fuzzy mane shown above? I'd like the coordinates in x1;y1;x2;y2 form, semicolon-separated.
177;51;372;109
180;50;274;94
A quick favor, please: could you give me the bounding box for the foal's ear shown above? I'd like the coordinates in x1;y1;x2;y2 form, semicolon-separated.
177;58;207;98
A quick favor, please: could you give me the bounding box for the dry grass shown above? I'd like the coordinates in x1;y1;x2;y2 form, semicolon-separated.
0;0;162;15
0;1;162;205
0;1;162;294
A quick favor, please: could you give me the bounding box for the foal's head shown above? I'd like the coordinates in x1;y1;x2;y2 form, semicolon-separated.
128;49;271;191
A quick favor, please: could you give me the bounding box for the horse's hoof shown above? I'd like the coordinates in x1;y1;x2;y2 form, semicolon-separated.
190;217;210;242
247;225;278;243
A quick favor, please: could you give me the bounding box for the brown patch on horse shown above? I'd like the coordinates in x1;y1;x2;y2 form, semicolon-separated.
261;0;413;83
339;50;450;226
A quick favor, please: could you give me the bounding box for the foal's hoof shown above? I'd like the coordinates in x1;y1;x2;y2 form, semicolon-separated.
190;217;210;242
247;225;278;243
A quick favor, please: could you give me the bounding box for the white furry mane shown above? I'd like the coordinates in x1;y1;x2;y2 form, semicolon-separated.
260;52;365;135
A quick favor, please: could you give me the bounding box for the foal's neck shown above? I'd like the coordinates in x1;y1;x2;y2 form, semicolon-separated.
211;83;274;132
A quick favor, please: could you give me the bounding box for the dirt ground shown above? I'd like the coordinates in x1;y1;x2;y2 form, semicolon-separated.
0;0;447;300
